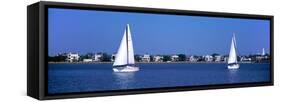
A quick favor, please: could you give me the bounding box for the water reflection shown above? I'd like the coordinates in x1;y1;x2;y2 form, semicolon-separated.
228;69;239;83
113;72;135;89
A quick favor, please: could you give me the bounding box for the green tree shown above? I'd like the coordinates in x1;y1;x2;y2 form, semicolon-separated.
178;54;186;61
101;53;111;62
163;55;171;62
79;54;93;61
48;55;67;62
134;55;141;62
211;53;219;57
150;56;154;62
211;53;219;61
197;56;204;62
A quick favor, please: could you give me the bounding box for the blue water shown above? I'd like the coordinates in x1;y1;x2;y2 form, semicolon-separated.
48;63;270;94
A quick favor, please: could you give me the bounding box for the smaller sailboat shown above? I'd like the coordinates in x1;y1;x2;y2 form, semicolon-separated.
113;24;139;72
227;33;239;69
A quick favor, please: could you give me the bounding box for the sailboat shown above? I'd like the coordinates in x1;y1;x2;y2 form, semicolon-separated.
113;24;139;72
227;33;240;69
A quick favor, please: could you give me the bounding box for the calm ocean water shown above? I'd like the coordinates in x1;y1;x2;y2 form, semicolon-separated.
48;63;270;94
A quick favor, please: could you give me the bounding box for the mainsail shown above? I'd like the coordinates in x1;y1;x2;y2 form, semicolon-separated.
113;24;135;66
228;34;238;64
227;34;237;64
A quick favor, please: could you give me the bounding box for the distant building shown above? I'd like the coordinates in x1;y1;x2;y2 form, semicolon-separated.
264;55;269;59
94;53;103;61
240;56;251;62
204;55;213;62
66;53;80;62
214;55;222;62
153;55;163;62
189;56;198;62
141;54;150;62
171;55;179;62
83;59;93;62
256;55;266;61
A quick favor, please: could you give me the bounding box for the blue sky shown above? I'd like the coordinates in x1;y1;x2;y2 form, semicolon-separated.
48;8;270;56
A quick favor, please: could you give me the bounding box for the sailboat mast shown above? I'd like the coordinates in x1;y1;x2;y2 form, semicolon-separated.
126;24;129;64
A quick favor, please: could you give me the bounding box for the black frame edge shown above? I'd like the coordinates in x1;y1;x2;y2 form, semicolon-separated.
270;16;274;86
27;2;40;100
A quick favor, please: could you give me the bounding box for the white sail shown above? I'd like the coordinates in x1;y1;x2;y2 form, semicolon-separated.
113;24;135;66
228;34;237;64
126;24;135;64
227;33;239;69
113;26;129;66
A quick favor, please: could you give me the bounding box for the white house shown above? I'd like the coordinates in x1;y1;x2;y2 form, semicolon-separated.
83;59;93;62
189;56;198;62
171;55;179;62
204;55;213;62
66;53;80;62
214;55;222;62
240;56;251;62
141;54;150;62
153;55;163;62
94;53;103;61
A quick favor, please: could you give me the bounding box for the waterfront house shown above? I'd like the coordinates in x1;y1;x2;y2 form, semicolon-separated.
256;55;266;62
214;55;222;62
83;59;93;62
94;53;103;61
66;53;80;62
189;56;198;62
171;55;179;62
153;55;163;62
240;56;251;62
141;54;150;62
204;55;213;62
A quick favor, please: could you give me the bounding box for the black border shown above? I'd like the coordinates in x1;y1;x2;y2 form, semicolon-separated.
37;1;273;100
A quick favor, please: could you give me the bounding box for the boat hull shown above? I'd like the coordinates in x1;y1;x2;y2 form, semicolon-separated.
113;66;139;72
228;64;240;69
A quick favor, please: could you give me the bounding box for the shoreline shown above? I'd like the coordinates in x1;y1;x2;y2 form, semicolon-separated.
48;61;267;64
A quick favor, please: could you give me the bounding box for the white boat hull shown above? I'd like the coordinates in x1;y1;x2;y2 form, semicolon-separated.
228;64;239;69
113;66;139;72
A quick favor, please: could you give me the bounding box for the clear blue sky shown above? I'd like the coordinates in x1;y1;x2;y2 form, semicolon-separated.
48;8;270;56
